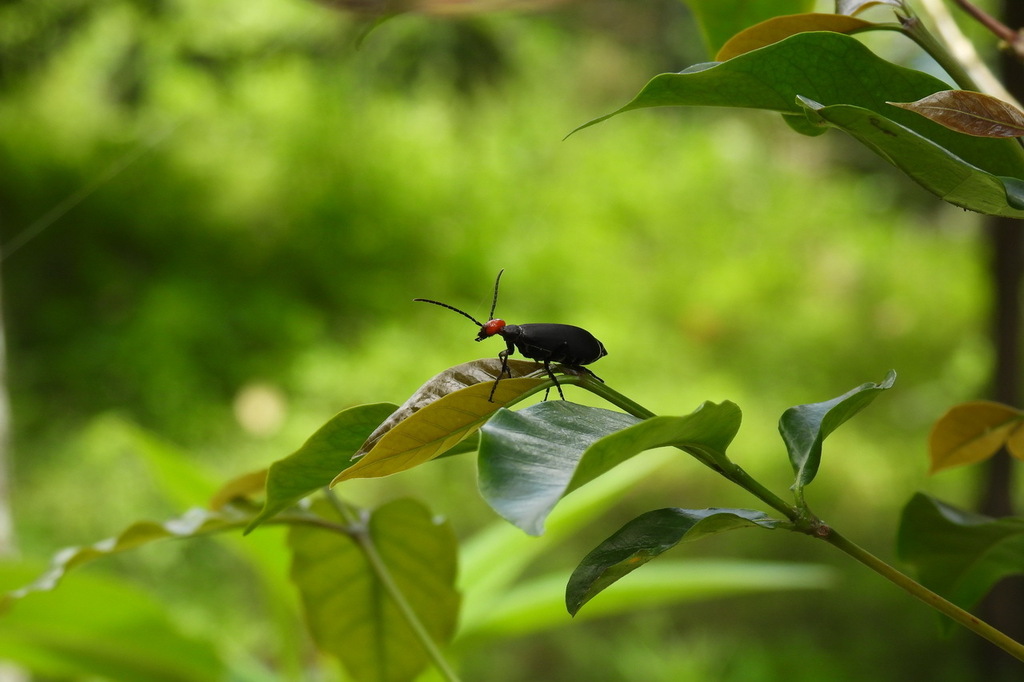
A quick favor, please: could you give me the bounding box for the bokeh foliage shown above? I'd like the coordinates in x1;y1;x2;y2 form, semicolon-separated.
0;0;999;679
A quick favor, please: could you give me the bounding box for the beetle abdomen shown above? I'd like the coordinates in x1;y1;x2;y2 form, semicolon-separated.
511;323;607;367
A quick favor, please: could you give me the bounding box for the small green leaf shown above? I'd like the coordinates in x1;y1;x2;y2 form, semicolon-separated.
478;402;641;536
288;498;459;682
3;507;252;606
780;370;896;493
716;13;876;61
334;359;548;484
898;493;1024;614
566;507;781;616
928;401;1024;474
245;402;398;533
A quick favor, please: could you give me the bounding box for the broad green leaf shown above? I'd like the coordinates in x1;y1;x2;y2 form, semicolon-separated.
478;401;743;536
568;400;741;491
566;507;781;616
0;563;225;682
334;359;549;484
928;401;1024;474
288;498;459;682
889;90;1024;138
717;13;876;61
467;560;833;637
3;507;252;606
798;97;1024;215
780;370;896;493
572;32;1024;216
898;493;1024;614
478;402;641;536
245;402;398;533
685;0;816;57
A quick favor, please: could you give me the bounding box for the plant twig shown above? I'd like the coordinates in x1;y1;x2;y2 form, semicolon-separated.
824;528;1024;662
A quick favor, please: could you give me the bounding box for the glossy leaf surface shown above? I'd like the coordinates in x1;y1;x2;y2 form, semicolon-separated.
333;359;548;484
889;90;1024;138
566;507;781;615
245;402;397;532
928;401;1024;474
478;402;641;536
288;498;459;682
898;493;1024;613
573;32;1024;217
780;370;895;492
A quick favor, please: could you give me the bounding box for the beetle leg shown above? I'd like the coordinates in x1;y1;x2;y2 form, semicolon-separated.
543;360;566;400
488;346;515;403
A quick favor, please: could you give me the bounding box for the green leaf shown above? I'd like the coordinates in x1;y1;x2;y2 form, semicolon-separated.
716;13;876;61
287;498;459;682
468;560;833;637
799;98;1024;215
566;508;781;616
898;493;1024;614
245;402;398;533
3;507;252;606
333;359;549;484
0;563;225;682
567;400;741;491
685;0;816;56
478;402;641;536
780;370;896;493
572;32;1024;216
478;400;741;536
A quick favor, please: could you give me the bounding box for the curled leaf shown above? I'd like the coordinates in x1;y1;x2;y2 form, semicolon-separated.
717;13;875;61
780;370;896;493
928;401;1024;474
888;91;1024;138
333;359;552;484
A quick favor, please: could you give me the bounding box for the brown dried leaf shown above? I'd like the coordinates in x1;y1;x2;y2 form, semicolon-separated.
888;90;1024;138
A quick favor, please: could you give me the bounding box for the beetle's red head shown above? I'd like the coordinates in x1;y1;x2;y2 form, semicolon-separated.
476;319;506;341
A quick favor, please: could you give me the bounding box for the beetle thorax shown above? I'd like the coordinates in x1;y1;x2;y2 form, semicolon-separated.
477;318;507;340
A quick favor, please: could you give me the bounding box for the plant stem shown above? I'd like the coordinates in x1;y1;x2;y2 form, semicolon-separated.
824;528;1024;662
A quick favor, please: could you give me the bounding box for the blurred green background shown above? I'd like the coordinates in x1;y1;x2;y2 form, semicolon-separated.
0;0;1007;679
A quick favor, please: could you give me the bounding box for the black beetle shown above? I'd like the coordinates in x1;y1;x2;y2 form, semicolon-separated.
414;269;607;401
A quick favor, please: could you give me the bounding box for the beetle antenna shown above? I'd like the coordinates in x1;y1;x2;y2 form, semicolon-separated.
488;269;504;320
413;298;485;327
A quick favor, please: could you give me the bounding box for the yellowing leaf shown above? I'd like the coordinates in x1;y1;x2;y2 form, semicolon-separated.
888;90;1024;138
1006;421;1024;461
333;359;550;483
716;14;874;61
929;401;1024;474
209;469;268;510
